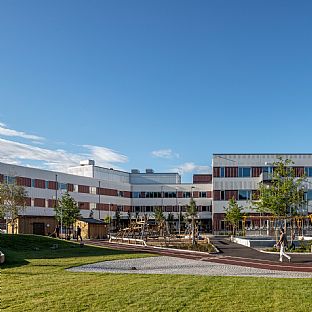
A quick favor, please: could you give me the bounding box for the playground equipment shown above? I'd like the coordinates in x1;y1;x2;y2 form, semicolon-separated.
110;214;200;245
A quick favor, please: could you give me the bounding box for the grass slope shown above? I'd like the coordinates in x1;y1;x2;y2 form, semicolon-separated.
1;234;312;312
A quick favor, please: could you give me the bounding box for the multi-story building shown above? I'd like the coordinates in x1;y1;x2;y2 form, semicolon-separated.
1;153;311;235
212;154;312;232
0;160;212;234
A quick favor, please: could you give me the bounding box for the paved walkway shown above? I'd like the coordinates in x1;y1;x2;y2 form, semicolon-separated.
87;238;312;273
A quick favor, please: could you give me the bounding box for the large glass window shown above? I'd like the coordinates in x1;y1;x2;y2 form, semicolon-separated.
59;183;68;191
305;167;312;177
306;190;312;201
238;190;251;200
220;167;225;177
183;192;191;198
238;167;251;177
132;192;140;198
199;192;207;198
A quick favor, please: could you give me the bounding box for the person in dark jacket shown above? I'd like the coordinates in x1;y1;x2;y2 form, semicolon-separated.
77;226;82;241
277;228;291;262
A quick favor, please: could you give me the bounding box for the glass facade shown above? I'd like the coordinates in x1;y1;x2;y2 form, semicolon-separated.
238;167;251;177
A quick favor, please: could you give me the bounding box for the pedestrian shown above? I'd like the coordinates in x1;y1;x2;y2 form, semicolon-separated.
55;225;60;238
77;225;82;241
277;228;291;262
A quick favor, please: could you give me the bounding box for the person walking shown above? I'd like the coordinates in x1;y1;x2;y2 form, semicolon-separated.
277;228;291;262
76;225;82;242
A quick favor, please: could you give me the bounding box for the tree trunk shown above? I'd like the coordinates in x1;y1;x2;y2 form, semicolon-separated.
192;217;195;245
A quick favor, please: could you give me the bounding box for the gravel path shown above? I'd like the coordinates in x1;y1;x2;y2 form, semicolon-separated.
68;256;312;278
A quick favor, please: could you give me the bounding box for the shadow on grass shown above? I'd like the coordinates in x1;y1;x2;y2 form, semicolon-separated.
0;234;139;268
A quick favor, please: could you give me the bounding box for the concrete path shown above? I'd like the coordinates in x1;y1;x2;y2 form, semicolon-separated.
87;238;312;273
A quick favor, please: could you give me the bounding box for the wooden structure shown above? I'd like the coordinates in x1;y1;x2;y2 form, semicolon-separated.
75;218;108;239
7;215;57;236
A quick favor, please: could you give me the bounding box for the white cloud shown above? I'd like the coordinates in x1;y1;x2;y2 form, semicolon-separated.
0;122;44;141
151;149;179;159
172;162;210;175
83;145;128;164
0;138;128;172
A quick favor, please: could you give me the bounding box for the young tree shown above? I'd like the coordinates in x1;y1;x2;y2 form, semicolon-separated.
0;182;28;233
252;158;306;217
186;198;198;245
154;206;165;236
54;192;80;238
225;197;243;235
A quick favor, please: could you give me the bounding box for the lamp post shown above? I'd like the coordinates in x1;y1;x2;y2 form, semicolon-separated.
55;174;62;237
176;187;179;235
98;181;101;220
109;202;111;232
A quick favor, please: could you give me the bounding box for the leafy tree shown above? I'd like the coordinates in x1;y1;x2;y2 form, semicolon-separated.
54;192;80;238
186;198;198;245
225;197;243;235
252;158;306;217
0;182;28;233
154;206;165;236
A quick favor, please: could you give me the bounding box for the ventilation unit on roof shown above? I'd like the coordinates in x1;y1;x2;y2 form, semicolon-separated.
145;169;154;174
80;160;95;166
131;169;140;174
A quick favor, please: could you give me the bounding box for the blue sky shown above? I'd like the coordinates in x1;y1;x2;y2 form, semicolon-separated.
0;1;311;182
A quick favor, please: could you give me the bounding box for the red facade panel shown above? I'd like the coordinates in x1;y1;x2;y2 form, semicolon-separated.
225;167;238;178
79;202;90;210
34;179;45;189
193;174;212;184
67;183;74;192
0;174;3;183
213;190;221;200
252;167;263;177
78;185;90;194
213;167;220;177
207;191;212;198
48;199;58;208
124;191;131;198
225;190;238;200
16;177;31;187
48;181;57;190
294;167;304;177
192;191;199;198
34;198;46;207
25;197;31;206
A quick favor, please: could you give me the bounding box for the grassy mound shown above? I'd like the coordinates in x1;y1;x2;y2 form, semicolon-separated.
0;234;132;267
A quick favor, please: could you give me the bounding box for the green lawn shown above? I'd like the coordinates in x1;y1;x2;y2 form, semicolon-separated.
1;234;311;312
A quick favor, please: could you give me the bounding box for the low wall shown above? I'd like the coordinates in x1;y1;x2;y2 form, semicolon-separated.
232;237;276;248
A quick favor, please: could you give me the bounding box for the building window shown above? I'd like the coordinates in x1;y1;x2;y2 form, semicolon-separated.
220;167;225;177
132;192;140;198
220;191;225;200
90;203;96;209
199;192;207;198
305;167;312;177
238;167;251;177
306;190;312;201
183;192;191;198
117;191;124;197
59;183;67;191
164;192;176;198
238;190;251;200
73;185;78;192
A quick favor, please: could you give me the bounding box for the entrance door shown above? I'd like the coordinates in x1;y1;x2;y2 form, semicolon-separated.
33;223;45;235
